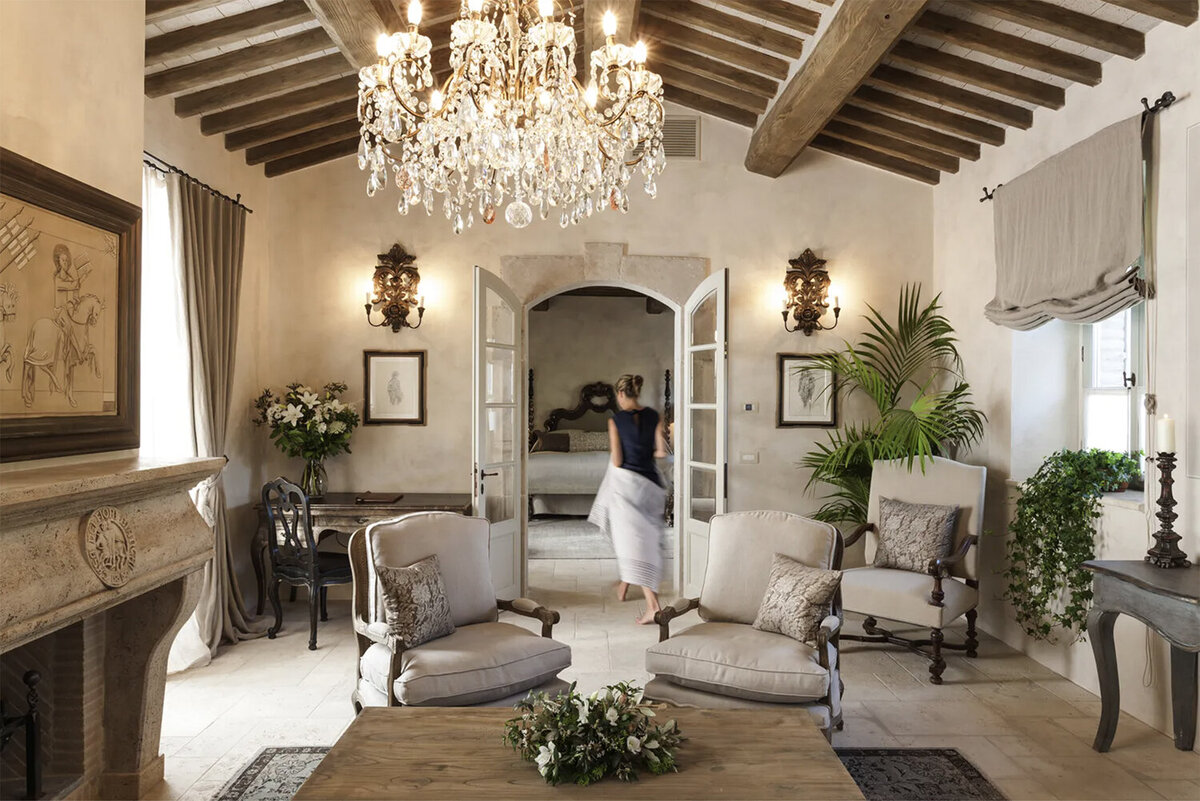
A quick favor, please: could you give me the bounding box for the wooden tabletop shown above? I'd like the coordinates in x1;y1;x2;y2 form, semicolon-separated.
1083;560;1200;604
295;707;864;800
254;492;472;513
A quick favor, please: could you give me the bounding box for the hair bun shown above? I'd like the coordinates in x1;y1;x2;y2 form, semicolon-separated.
633;375;644;392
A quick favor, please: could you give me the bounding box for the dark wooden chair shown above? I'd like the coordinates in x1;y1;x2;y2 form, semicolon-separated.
262;477;353;650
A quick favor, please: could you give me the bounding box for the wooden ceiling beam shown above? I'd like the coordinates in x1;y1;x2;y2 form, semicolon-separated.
835;104;979;160
201;75;358;134
811;134;940;185
146;0;227;24
822;119;958;173
304;0;392;68
225;98;359;151
965;1;1144;60
653;43;778;99
1102;0;1198;26
663;84;758;127
175;53;352;117
639;15;790;80
712;0;819;35
868;65;1034;128
656;63;768;114
850;85;1005;146
265;137;360;177
914;10;1101;85
146;2;313;62
744;0;926;178
146;27;333;97
644;2;804;58
888;40;1065;108
246;118;362;165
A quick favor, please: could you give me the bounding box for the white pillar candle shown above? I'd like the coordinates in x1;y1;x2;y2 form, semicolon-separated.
1156;414;1176;453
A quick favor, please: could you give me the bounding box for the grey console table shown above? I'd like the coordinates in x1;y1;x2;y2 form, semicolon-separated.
1083;560;1199;752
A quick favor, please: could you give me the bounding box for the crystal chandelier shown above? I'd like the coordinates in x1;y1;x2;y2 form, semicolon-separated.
357;0;666;233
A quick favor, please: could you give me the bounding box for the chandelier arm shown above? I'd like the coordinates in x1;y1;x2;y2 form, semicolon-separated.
387;57;435;121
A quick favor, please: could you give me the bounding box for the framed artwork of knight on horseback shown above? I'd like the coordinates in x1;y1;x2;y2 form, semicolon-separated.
0;148;140;461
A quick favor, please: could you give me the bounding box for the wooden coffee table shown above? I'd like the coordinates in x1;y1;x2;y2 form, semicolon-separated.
295;707;863;800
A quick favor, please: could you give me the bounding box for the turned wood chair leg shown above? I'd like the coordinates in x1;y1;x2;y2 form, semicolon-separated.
862;616;878;634
307;587;320;651
966;609;979;658
929;628;946;684
267;578;283;639
320;586;329;622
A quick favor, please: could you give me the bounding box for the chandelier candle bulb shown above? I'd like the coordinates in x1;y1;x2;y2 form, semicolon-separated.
602;10;617;37
1157;414;1176;453
407;0;422;26
633;40;647;64
538;0;553;18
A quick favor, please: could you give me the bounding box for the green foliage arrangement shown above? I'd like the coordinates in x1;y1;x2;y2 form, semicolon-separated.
503;682;684;786
1004;448;1139;641
252;382;360;461
1100;450;1142;491
799;284;986;524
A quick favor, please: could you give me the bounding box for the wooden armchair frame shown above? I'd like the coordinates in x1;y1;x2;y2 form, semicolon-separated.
842;522;980;684
348;528;561;710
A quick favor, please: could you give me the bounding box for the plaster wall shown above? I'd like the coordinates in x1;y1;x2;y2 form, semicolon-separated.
932;20;1200;736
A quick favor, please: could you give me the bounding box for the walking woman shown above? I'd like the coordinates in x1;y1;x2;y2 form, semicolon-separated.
589;374;669;624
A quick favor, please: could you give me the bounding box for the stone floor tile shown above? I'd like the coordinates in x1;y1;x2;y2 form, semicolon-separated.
990;776;1062;800
867;698;1022;737
967;677;1094;718
892;734;1025;779
1145;779;1200;800
1012;754;1166;800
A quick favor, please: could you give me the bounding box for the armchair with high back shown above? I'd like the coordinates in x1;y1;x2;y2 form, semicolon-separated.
348;511;571;710
840;456;987;684
644;511;845;739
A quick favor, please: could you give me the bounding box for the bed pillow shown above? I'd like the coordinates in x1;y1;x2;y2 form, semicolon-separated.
752;553;842;646
377;554;455;648
531;431;569;453
568;430;610;452
872;496;960;573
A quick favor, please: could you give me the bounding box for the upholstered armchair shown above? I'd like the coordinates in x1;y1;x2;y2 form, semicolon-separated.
644;511;845;739
349;511;571;710
841;456;987;684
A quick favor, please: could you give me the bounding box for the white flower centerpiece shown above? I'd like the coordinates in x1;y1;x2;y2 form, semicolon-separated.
503;681;684;786
253;382;360;497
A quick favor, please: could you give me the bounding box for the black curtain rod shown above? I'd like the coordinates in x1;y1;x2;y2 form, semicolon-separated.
142;150;254;214
979;91;1177;203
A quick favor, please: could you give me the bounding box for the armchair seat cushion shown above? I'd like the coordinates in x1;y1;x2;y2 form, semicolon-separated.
645;622;830;704
842;567;978;629
360;622;571;706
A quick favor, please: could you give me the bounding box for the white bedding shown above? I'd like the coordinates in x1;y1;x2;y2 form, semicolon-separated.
528;450;610;495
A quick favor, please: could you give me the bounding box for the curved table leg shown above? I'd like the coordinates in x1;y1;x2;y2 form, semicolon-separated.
252;522;268;616
1170;646;1197;751
1088;607;1121;752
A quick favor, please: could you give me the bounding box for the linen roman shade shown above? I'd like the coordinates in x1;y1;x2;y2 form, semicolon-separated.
985;114;1147;330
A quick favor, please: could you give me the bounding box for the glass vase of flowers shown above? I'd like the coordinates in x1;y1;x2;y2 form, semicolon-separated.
253;382;360;498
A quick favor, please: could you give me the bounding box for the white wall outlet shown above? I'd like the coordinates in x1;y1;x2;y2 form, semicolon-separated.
739;452;759;464
743;401;757;412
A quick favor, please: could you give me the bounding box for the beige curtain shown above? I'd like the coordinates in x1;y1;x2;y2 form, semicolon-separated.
985;114;1147;330
176;178;266;658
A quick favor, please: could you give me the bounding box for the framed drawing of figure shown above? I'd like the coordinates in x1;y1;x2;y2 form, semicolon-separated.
364;350;426;425
777;354;837;428
0;148;141;460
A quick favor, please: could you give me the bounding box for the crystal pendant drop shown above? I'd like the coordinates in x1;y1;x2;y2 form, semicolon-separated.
644;179;656;199
453;213;464;235
505;199;533;228
483;203;496;224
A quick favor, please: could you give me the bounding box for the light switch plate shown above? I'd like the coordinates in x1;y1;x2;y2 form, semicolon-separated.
743;401;757;412
739;452;759;464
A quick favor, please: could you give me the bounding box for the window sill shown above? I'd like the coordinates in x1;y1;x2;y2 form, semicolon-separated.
1100;489;1145;512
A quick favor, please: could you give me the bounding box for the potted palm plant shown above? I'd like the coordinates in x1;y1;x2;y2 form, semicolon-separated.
798;284;986;524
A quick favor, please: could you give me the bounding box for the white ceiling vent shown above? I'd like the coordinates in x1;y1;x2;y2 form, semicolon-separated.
661;115;701;160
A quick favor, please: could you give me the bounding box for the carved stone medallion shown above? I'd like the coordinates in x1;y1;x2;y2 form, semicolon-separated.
82;506;137;588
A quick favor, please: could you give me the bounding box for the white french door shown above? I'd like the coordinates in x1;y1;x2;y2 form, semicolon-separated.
680;270;728;597
473;266;523;600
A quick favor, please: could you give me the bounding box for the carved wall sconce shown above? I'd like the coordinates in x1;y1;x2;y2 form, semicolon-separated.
783;248;840;336
365;243;425;332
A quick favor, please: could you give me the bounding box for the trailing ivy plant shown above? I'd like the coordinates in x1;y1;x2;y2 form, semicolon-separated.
1004;448;1133;641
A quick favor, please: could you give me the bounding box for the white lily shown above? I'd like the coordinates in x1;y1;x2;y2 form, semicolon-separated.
605;706;619;725
535;742;555;775
299;390;319;408
626;735;641;754
573;696;590;724
280;404;303;426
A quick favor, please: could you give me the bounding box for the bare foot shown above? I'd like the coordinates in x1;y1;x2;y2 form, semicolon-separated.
615;581;629;602
636;608;659;625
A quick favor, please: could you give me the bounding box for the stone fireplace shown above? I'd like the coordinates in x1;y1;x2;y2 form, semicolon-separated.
1;456;223;800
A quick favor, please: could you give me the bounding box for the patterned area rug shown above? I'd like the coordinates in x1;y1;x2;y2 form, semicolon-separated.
837;748;1007;801
216;744;1004;801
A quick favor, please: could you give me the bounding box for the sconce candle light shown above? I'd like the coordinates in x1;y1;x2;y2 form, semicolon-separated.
365;243;425;332
783;248;840;336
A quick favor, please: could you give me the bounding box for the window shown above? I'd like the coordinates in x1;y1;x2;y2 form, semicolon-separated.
1081;305;1144;454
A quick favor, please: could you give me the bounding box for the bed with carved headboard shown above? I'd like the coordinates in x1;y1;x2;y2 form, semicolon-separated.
527;371;673;518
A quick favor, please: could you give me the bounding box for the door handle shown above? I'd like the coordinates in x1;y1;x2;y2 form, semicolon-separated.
480;468;499;494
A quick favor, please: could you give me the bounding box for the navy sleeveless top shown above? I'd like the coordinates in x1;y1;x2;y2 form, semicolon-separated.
613;407;662;487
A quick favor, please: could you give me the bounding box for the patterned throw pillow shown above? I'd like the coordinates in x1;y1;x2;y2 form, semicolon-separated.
873;497;960;573
532;431;569;452
568;430;610;452
752;553;842;646
377;554;455;648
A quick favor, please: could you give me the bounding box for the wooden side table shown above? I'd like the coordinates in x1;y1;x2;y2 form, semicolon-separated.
1083;560;1199;752
251;492;473;615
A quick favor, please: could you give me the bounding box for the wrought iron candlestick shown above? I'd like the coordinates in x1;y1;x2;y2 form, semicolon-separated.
1146;453;1191;568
